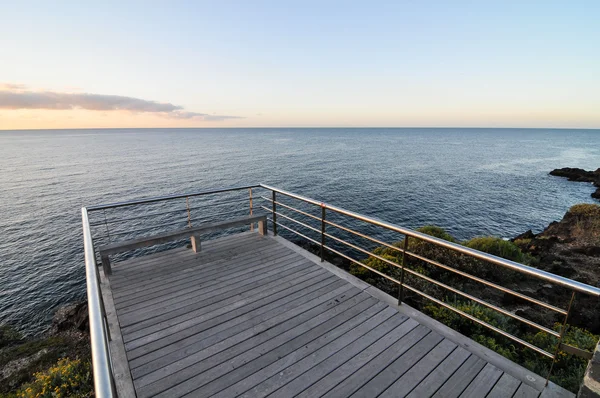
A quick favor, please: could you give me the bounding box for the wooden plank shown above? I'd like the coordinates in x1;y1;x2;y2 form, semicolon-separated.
138;292;375;397
118;258;318;325
320;325;431;398
294;317;420;398
349;332;446;397
125;278;355;362
98;233;575;398
99;269;136;397
459;363;503;398
165;298;383;398
378;339;458;398
112;243;290;301
109;232;263;278
406;347;471;398
191;303;393;398
117;254;311;318
110;234;274;286
123;267;330;349
129;277;346;375
514;382;542;398
432;355;487;398
110;233;268;283
120;267;332;339
115;250;300;312
237;311;409;398
132;285;362;388
487;373;522;398
112;230;262;271
113;231;256;269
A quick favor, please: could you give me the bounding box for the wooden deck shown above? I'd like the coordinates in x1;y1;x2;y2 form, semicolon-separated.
102;231;574;398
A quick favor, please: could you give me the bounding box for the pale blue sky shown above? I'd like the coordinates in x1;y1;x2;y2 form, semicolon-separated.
1;1;599;128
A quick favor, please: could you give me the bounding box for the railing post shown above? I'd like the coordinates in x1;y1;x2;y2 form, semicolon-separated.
186;196;192;228
249;188;254;231
272;191;277;236
320;206;326;262
103;209;111;243
546;291;576;385
398;236;409;305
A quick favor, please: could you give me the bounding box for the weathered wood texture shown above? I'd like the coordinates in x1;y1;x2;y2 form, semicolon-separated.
99;214;267;274
106;231;573;397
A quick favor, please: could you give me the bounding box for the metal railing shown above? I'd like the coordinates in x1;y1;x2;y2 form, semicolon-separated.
82;183;600;396
82;184;259;397
257;184;600;385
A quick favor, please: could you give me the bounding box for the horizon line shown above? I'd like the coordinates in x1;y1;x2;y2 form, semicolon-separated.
2;126;600;132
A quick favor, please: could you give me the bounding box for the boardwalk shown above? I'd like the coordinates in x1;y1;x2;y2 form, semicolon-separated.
103;231;573;397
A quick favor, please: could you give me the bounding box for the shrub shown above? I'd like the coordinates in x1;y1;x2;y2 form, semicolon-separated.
413;225;457;243
463;236;527;263
17;358;92;398
569;203;600;217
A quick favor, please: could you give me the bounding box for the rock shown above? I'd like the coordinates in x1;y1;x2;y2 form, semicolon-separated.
550;167;600;200
514;202;600;333
511;229;536;242
50;302;89;334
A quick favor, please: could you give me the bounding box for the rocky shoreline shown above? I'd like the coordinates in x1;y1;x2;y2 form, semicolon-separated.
550;167;600;200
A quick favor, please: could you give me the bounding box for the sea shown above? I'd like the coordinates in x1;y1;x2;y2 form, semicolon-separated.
1;128;598;336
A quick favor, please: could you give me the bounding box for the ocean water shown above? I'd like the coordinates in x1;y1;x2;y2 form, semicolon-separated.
0;128;598;336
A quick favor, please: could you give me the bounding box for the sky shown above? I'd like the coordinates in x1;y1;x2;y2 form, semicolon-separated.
1;1;599;129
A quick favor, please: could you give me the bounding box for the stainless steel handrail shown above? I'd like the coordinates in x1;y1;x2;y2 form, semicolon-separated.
87;184;260;211
82;208;115;398
82;183;600;394
258;184;600;384
260;184;600;297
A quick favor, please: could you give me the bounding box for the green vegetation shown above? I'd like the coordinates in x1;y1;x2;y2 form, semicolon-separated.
464;236;528;263
569;203;600;217
14;358;92;398
347;224;599;393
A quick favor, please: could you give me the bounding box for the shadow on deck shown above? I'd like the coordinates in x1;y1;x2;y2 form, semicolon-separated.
100;231;573;398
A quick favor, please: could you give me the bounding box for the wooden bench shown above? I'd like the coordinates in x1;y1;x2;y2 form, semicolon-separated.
98;214;267;275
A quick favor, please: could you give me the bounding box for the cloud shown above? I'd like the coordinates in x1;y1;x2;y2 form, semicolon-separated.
0;84;243;121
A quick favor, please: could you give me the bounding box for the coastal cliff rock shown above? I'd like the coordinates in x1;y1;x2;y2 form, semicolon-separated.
550;167;600;199
512;203;600;332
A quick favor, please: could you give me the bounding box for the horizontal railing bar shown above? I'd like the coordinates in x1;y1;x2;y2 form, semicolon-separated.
261;207;321;234
269;201;567;315
90;208;188;226
95;207;255;239
324;218;403;253
404;250;567;315
87;184;260;211
260;196;321;221
94;219;188;238
268;218;322;247
260;184;600;296
401;283;555;359
193;197;250;208
321;231;559;336
272;217;556;358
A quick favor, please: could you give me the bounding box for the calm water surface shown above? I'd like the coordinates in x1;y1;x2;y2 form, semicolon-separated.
0;128;598;335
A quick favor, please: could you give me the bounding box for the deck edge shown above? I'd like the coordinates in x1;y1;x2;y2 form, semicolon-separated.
100;268;137;397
